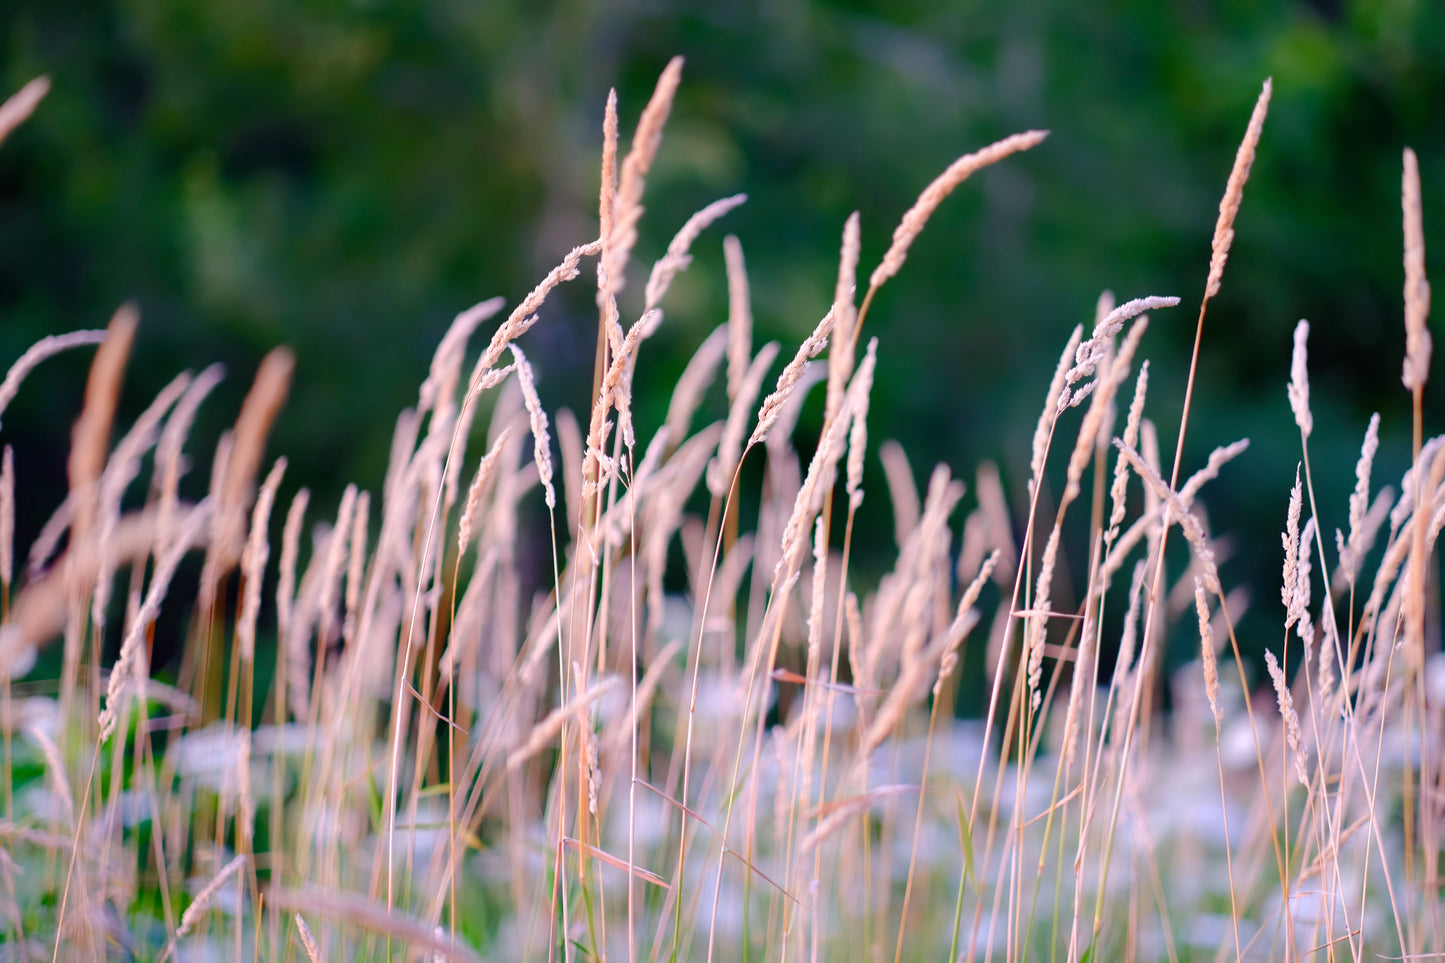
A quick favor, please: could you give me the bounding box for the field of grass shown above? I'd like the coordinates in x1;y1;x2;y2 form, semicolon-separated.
0;59;1441;962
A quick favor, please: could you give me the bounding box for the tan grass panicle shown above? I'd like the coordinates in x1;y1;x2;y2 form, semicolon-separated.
0;329;108;425
1027;526;1062;711
845;338;879;510
238;458;287;662
1295;516;1316;654
457;428;512;558
99;503;212;742
750;308;833;449
868;130;1048;293
294;914;326;963
90;372;193;629
26;722;73;826
153;364;225;552
1178;439;1250;508
1264;649;1308;785
1288;319;1313;437
664;325;727;448
1205;79;1272;299
171;853;247;947
1066;295;1177;395
708;342;781;498
69;305;139;544
644;193;747;310
1194;577;1222;726
828;212;862;420
1337;413;1382;587
209;348;294;584
1063;314;1150;503
878;440;920;546
1030;326;1083;490
1113;439;1221;594
1107;361;1149;546
418;298;504;420
601;56;684;298
278;488;310;718
472;241;603;390
724;235;753;403
1282;467;1303;630
509;346;555;509
342;489;369;643
936;549;1000;694
1402;146;1432;391
599;88;618;243
0;76;49;146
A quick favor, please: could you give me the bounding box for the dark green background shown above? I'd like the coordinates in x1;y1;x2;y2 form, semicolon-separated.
2;1;1442;663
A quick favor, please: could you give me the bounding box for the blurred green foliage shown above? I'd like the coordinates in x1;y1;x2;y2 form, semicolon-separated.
1;0;1443;660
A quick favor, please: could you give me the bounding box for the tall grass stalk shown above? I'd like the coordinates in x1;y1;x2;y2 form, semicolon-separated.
0;64;1440;963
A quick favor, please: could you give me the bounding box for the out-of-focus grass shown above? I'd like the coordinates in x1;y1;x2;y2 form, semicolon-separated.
0;62;1441;963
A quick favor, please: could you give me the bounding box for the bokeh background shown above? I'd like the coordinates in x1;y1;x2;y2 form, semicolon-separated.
2;0;1443;672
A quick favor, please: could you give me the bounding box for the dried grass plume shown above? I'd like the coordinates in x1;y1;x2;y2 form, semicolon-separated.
869;130;1048;293
1205;78;1272;299
0;76;49;147
1402;146;1432;391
